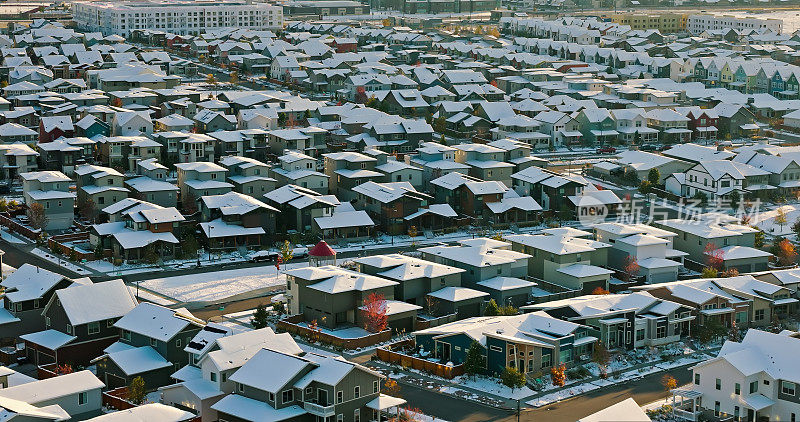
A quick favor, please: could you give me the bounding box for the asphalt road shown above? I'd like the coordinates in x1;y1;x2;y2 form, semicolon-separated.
393;364;693;422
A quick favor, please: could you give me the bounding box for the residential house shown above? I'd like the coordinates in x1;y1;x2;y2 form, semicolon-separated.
20;170;74;230
198;191;279;249
0;264;73;341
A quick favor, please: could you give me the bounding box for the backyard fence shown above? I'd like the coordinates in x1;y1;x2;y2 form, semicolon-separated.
376;339;464;380
276;314;392;349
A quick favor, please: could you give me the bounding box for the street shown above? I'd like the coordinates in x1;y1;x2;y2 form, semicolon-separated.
392;364;693;421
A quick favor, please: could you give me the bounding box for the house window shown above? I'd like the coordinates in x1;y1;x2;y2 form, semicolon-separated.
269;392;274;402
694;374;700;385
735;383;741;395
282;389;293;404
541;354;551;368
558;349;571;363
222;373;227;382
176;339;182;348
337;415;343;422
107;319;114;328
783;381;796;396
489;345;502;352
122;330;131;341
714;401;720;417
337;390;343;403
78;392;88;405
755;309;765;320
354;386;360;399
636;329;645;341
238;383;244;393
750;380;758;394
735;406;740;420
88;322;100;335
210;372;217;382
373;380;378;394
715;378;721;390
354;409;360;422
45;317;51;327
33;299;39;308
150;338;158;347
66;324;72;334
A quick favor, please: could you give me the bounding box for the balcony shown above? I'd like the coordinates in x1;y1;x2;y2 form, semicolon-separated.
303;401;335;417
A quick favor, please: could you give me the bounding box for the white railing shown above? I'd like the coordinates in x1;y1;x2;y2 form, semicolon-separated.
303;401;335;417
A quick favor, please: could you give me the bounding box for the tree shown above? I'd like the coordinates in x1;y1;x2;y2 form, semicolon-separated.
383;378;400;395
775;207;789;232
694;317;725;344
720;268;740;278
250;304;269;329
483;299;501;316
499;304;518;316
591;286;610;295
592;341;610;378
27;202;48;231
704;242;724;270
728;319;742;342
647;168;660;186
692;191;708;207
78;198;97;222
793;216;800;238
423;296;439;316
622;256;640;283
182;192;197;214
550;363;567;387
362;292;388;333
306;319;322;343
280;240;294;265
500;366;526;392
774;238;798;267
229;70;239;84
181;231;199;258
463;341;486;379
730;189;741;210
408;225;418;247
661;374;677;392
701;267;719;278
754;229;765;248
128;376;146;405
143;244;159;265
206;73;216;85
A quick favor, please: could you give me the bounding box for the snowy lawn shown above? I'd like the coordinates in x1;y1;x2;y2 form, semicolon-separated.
31;248;91;274
127;286;176;306
138;262;301;302
750;204;800;237
0;229;27;244
446;375;534;400
296;322;373;339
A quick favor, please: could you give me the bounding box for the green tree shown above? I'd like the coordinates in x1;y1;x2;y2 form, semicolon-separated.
754;229;765;248
182;231;199;258
701;267;719;278
692;191;708;207
499;366;526;392
143;244;159;265
463;341;486;379
128;376;146;405
250;304;269;329
647;168;660;186
638;180;652;195
730;190;741;210
483;299;501;316
694;318;726;344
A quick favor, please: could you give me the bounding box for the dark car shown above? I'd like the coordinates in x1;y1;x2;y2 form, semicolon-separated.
596;146;616;154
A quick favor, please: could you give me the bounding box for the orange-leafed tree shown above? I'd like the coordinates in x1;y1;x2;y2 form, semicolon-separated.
384;378;400;395
362;292;388;333
551;363;567;387
591;286;610;295
661;374;677;391
775;238;798;267
621;256;639;282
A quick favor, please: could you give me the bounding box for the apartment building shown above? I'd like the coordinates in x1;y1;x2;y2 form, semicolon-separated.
687;14;782;34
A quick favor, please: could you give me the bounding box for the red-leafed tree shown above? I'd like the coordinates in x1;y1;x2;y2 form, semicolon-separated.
775;238;798;267
704;242;724;270
354;86;368;104
362;292;388;333
591;287;610;295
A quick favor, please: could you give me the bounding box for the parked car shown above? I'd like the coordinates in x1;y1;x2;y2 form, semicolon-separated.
292;247;309;259
596;146;616;154
639;144;656;151
248;250;278;262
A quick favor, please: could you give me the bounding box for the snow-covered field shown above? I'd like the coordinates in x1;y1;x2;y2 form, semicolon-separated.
138;262;302;303
446;375;535;400
751;204;800;237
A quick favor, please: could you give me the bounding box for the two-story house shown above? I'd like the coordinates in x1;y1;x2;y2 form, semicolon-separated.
0;264;72;341
219;156;276;200
20;170;74;230
75;164;129;219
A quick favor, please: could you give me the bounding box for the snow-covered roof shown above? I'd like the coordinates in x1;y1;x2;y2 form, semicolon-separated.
103;346;172;376
20;329;75;350
114;303;200;341
211;394;305;422
85;403;195;422
577;398;650;422
1;264;67;302
0;370;102;405
50;279;137;326
428;286;489;302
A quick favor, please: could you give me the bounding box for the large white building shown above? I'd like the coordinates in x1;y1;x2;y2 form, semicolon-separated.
72;0;283;36
687;13;782;34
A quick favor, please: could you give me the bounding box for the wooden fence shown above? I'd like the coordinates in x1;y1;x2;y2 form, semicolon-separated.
48;232;94;261
102;387;137;411
415;313;459;331
0;212;39;240
375;339;464;380
276;315;392;349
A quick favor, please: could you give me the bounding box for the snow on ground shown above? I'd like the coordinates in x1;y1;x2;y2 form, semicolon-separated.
387;407;446;422
296;322;373;339
751;204;800;237
138;262;301;303
447;375;535;400
127;286;176;306
0;229;27;244
527;382;602;407
31;248;91;274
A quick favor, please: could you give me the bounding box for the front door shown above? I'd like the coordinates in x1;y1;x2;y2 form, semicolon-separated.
747;408;754;422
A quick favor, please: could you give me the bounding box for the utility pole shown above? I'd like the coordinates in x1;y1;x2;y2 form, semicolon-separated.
516;398;520;422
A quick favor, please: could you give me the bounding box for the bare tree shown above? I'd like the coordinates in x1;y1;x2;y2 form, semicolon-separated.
27;202;48;231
